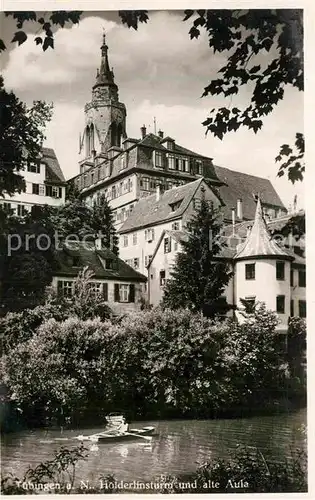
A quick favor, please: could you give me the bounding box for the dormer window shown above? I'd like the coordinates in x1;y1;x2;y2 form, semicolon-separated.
170;200;182;212
154;151;163;168
195;160;203;176
27;161;41;174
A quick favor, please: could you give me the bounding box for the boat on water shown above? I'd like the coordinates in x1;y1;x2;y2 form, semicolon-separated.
76;414;155;443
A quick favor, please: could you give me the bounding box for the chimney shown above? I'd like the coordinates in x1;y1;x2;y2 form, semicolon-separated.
141;124;146;139
156;184;161;201
231;208;236;235
158;130;164;139
236;198;243;220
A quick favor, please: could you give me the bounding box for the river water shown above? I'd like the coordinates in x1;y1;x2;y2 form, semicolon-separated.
2;409;306;486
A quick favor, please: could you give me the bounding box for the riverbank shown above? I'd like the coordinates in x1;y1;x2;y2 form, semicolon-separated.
1;436;307;494
1;409;307;490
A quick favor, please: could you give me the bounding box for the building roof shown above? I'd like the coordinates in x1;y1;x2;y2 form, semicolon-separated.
119;178;206;233
54;240;147;281
214;165;287;220
41;147;66;184
234;198;293;261
222;210;305;239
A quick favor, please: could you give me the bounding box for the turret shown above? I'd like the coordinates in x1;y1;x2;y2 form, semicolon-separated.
234;197;293;330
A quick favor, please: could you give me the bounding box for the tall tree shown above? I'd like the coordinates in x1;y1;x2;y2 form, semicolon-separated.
0;77;53;197
162;193;232;317
90;194;119;255
0;207;56;312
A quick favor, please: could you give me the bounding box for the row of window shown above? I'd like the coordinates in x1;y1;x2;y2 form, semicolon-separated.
113;204;134;223
57;280;136;303
242;295;306;317
153;151;203;176
31;183;63;198
139;176;185;192
276;295;306;317
245;262;306;286
1;202;29;216
122;222;181;249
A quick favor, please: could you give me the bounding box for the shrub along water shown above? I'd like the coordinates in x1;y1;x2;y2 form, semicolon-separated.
1;304;305;428
1;444;307;494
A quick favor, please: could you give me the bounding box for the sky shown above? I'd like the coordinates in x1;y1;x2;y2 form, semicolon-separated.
1;10;304;210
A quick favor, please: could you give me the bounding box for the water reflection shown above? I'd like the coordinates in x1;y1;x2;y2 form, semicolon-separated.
2;409;306;484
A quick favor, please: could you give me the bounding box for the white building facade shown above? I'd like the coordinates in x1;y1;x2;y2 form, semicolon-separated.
1;147;66;214
146;198;306;330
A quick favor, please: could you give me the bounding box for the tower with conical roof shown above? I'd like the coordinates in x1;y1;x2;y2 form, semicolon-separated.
234;197;293;330
79;33;127;167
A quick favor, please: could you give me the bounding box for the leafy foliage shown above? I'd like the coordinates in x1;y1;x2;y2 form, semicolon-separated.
276;132;305;183
2;10;304;182
1;306;295;427
172;446;307;493
52;193;119;254
1;11;82;53
48;267;113;321
0;77;53;197
162;192;232;317
0;207;57;312
0;268;112;354
1;445;89;494
0;194;118;312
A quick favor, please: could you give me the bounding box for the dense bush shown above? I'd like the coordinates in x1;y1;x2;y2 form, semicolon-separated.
1;305;294;427
0;268;112;355
170;446;307;493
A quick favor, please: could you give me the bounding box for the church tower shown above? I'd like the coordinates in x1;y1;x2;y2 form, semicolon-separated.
79;33;127;168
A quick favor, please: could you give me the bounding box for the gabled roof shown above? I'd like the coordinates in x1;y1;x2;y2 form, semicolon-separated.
234;198;293;261
54;240;147;282
214;165;287;220
41;147;66;184
119;178;207;233
148;229;188;268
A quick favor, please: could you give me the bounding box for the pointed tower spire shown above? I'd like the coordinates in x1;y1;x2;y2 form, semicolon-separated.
235;197;292;260
93;31;118;95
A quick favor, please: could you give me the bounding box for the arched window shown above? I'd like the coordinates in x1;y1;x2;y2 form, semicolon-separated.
90;124;95;154
85;125;90;157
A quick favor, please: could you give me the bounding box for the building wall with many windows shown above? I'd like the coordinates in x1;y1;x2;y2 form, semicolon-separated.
1;147;66;215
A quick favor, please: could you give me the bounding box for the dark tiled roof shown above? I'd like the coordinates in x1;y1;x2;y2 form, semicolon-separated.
222;210;305;238
214;165;287;220
54;241;147;281
119;178;204;233
41;147;66;184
